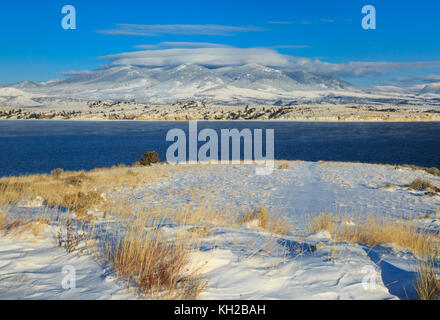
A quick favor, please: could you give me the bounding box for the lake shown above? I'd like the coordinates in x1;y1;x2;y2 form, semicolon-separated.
0;120;439;177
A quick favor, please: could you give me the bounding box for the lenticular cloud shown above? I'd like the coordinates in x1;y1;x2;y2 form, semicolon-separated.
101;48;292;69
101;47;440;78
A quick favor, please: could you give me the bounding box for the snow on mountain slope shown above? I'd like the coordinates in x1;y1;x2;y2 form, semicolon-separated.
0;87;44;108
2;64;440;106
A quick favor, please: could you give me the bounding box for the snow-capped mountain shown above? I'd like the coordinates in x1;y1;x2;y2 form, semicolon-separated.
2;63;440;107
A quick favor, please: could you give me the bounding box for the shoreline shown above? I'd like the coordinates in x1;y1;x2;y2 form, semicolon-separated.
2;118;440;123
1;160;438;179
2;102;440;122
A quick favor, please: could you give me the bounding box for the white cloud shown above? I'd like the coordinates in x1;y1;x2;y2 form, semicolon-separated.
60;70;94;76
267;21;293;25
101;48;292;68
272;45;312;49
288;59;440;77
99;47;440;78
134;42;233;50
391;74;440;84
97;24;262;36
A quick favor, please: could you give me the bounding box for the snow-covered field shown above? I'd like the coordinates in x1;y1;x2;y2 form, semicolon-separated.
1;161;439;300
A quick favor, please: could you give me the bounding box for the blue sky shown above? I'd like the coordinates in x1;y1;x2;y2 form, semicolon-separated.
0;0;439;86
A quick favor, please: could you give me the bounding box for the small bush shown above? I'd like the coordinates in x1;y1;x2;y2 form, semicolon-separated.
64;173;89;186
51;168;64;178
278;163;290;170
405;179;440;192
239;206;268;229
425;167;440;176
139;151;160;166
62;191;105;217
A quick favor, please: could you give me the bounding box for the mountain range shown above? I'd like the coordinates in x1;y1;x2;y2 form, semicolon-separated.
1;63;440;107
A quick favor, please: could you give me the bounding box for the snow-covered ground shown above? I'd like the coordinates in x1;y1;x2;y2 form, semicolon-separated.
0;225;132;299
1;161;439;299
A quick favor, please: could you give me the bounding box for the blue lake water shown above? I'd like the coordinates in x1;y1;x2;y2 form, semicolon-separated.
0;120;439;177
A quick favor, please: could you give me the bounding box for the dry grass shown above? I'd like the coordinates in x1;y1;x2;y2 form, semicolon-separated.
0;166;166;217
401;164;440;177
278;163;290;170
0;164;299;298
405;179;440;192
0;211;7;231
31;219;48;237
239;205;291;235
308;214;437;256
100;216;206;299
61;191;105;218
416;257;440;300
308;213;335;234
425;167;440;176
0;212;28;236
239;206;268;228
0;210;48;238
187;226;213;237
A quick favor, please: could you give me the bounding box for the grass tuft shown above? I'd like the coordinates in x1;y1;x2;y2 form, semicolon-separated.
239;206;268;229
239;205;291;235
416;257;440;300
278;163;290;170
102;226;206;299
308;214;437;256
405;179;440;193
61;191;105;217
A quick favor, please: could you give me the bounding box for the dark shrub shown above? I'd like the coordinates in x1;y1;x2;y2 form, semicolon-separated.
425;167;440;176
405;179;440;192
139;151;160;166
51;168;64;178
64;173;89;186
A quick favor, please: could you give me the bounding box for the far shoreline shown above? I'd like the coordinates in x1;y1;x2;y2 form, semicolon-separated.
2;118;440;123
2;102;440;122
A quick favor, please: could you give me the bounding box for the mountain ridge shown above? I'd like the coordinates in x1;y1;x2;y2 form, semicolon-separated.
2;63;440;107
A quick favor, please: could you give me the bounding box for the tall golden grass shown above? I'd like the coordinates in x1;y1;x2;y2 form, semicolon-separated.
239;205;291;235
416;257;440;300
308;213;438;256
101;225;206;299
309;213;440;300
0;165;169;209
